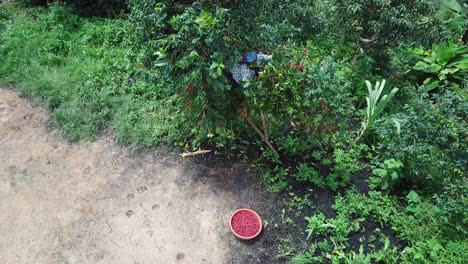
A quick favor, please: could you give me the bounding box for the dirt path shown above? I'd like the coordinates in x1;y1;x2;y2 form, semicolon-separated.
0;88;283;264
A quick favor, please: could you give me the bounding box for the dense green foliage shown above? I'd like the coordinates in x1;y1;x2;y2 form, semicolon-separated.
0;4;182;144
1;0;467;263
14;0;127;16
294;190;467;263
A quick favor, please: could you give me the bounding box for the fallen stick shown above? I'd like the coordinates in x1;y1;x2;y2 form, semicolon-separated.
180;149;212;158
23;102;33;110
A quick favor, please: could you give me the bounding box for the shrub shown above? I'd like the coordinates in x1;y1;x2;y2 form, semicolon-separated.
408;42;468;92
375;86;467;236
13;0;48;6
370;159;404;191
327;147;361;190
14;0;128;17
356;79;399;142
295;163;323;186
375;87;466;194
262;167;289;194
325;0;444;64
63;0;128;17
245;44;356;150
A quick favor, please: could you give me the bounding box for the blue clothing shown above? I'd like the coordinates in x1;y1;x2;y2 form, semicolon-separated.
231;53;272;86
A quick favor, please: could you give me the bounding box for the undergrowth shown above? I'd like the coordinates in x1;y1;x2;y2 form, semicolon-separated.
0;3;184;145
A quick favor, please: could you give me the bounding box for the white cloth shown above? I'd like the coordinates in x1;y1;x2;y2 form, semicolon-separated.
231;54;272;86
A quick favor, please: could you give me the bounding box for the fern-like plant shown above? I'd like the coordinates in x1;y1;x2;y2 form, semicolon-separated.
356;79;398;142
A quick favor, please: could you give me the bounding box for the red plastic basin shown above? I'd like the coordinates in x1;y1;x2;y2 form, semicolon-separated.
229;208;263;240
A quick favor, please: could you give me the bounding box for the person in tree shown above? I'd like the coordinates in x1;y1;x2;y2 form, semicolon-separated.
225;51;272;117
229;51;272;88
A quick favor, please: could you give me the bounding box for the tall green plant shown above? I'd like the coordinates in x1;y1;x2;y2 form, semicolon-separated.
410;42;467;91
441;0;467;38
357;79;398;142
328;0;444;64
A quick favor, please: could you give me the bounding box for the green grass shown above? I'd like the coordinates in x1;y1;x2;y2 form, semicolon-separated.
0;3;183;145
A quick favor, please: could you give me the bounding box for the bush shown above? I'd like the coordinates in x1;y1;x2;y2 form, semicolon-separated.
295;163;323;186
14;0;48;6
127;0;360;150
370;158;404;191
407;42;468;92
325;0;445;64
245;44;356;150
63;0;128;17
375;87;466;194
14;0;128;17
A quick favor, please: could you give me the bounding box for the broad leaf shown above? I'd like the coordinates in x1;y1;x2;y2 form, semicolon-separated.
440;68;459;75
447;15;466;31
410;48;426;55
421;79;440;92
435;43;467;65
393;119;401;135
442;0;463;13
391;172;399;181
407;191;421;204
447;55;468;69
406;204;419;213
413;61;442;73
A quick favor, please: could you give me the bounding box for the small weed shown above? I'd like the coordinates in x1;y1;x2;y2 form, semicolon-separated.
291;250;323;264
262;167;289;194
277;235;295;259
318;240;331;252
321;158;332;166
370;158;403;191
295;163;324;186
305;213;328;239
283;217;297;227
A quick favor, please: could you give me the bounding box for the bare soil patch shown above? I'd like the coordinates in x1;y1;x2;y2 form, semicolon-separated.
0;88;286;264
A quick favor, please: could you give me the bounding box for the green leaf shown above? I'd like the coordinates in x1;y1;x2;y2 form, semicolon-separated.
440;67;459;75
447;242;462;251
406;204;419;213
407;191;421;204
413;61;442;73
153;60;168;67
195;10;217;30
373;168;387;177
447;15;466;31
435;43;467;65
435;44;455;65
410;48;426;55
447;55;468;69
393;119;401;135
442;0;463;13
421;80;440;92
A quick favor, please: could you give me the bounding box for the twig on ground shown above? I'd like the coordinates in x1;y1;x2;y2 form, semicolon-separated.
180;149;212;158
23;103;33;110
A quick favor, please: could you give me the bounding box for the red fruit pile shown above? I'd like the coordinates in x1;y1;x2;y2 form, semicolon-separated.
231;210;261;238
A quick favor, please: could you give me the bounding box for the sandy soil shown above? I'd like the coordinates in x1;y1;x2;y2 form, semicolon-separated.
0;88;284;264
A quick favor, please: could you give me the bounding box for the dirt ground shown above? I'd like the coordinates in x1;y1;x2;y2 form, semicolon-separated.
0;88;286;264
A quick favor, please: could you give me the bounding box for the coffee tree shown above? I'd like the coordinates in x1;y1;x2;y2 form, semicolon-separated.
328;0;444;62
14;0;127;16
128;0;245;146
